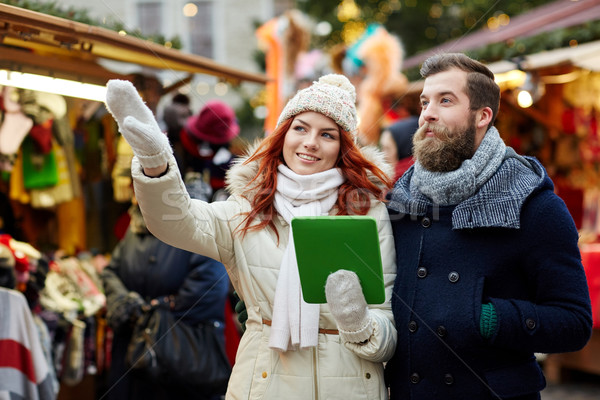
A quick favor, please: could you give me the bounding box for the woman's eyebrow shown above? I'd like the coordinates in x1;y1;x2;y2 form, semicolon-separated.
294;118;338;132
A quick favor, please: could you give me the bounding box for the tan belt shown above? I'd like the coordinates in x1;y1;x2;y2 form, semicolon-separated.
262;318;339;335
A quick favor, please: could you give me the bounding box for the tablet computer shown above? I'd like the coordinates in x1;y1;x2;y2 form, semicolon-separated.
291;216;385;304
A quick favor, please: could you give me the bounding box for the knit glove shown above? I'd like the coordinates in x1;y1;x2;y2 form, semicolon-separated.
233;291;248;333
106;291;146;330
104;79;172;168
325;269;374;343
480;302;498;339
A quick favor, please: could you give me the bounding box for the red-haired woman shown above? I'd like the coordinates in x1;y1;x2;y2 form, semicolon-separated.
105;74;397;399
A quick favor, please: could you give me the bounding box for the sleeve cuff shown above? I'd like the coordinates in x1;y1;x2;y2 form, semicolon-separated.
339;315;374;344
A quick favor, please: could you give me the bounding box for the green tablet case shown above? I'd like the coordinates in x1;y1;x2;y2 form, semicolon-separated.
291;216;385;304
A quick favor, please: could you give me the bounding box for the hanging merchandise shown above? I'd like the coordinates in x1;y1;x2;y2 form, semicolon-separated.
348;24;408;145
21;136;59;190
0;287;57;400
581;188;600;242
30;140;74;209
29;119;54;154
256;10;311;135
40;257;105;319
0;86;33;171
60;318;86;387
111;136;134;203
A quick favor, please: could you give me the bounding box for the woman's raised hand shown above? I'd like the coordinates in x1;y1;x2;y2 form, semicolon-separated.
105;79;171;169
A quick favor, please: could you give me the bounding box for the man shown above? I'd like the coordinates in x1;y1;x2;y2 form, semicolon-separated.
385;53;592;400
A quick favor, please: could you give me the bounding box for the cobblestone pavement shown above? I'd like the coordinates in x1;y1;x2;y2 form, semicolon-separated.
541;382;600;399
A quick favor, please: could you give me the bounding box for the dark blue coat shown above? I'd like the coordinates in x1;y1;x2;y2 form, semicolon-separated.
385;154;592;400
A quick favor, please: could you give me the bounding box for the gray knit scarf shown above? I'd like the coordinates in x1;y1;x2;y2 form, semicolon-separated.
411;127;506;205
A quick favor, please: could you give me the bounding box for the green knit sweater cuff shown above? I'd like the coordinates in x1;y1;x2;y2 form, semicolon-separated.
480;303;498;339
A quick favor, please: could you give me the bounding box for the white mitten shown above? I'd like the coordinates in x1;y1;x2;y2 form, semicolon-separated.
325;269;374;343
104;79;171;168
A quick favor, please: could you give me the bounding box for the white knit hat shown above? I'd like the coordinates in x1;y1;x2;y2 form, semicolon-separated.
276;74;358;137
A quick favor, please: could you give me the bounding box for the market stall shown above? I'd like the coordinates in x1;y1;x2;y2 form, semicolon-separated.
0;6;266;398
0;3;267;254
487;40;600;381
0;4;268;86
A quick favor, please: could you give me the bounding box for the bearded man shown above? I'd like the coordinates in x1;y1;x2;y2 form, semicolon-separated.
384;53;592;400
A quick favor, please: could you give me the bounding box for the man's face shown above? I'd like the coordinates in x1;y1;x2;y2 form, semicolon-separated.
414;68;479;172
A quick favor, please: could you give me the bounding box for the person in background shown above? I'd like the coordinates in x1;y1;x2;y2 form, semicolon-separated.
162;93;192;142
161;93;192;173
104;73;397;399
100;178;230;400
180;100;240;200
384;52;592;400
379;115;419;182
380;94;421;182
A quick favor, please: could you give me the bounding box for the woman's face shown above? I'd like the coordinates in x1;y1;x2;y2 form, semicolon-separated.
282;111;341;175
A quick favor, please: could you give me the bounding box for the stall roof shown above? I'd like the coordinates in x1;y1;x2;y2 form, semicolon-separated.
488;39;600;73
403;0;600;69
0;3;268;86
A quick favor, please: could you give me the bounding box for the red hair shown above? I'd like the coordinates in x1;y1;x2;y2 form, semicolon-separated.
237;118;392;240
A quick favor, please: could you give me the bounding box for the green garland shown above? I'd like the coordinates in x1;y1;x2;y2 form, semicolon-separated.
2;0;181;49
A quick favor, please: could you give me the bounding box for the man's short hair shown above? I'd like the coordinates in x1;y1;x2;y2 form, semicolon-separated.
420;53;500;129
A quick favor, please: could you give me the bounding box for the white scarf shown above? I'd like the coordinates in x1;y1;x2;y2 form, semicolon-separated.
269;165;345;352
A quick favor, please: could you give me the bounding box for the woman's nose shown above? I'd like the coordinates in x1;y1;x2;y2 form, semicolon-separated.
303;134;318;149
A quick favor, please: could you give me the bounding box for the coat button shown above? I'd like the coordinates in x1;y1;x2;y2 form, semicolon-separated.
436;325;447;337
410;373;420;384
408;321;418;333
444;373;454;385
525;318;536;330
421;217;431;228
262;371;268;378
148;255;157;263
448;271;459;283
365;372;371;379
417;267;428;278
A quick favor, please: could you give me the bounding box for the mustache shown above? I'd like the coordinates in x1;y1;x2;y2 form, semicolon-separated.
415;123;452;141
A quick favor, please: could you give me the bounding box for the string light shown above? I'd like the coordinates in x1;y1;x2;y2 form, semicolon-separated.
0;70;106;102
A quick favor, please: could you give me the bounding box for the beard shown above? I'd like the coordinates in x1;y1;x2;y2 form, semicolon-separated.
412;115;477;172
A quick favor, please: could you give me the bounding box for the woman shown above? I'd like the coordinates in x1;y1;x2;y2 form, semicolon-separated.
105;74;397;399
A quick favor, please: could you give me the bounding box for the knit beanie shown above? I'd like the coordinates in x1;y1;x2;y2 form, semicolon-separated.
276;74;358;137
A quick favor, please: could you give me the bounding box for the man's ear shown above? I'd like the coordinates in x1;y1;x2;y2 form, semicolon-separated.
476;107;493;129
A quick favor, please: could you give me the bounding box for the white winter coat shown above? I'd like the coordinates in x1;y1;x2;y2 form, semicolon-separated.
131;148;397;400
